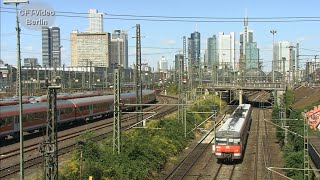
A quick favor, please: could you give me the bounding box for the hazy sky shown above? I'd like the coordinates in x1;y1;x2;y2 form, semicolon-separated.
1;0;320;71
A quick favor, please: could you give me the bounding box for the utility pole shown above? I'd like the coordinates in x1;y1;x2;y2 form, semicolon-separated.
295;43;299;83
82;66;85;88
178;37;185;123
89;61;92;90
314;55;318;83
3;1;29;179
303;111;310;180
135;24;143;125
288;45;295;88
40;76;61;180
68;67;71;89
270;30;277;83
183;36;187;137
52;57;57;83
113;65;121;154
37;65;40;89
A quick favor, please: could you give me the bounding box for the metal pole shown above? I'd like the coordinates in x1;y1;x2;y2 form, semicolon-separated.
41;82;60;180
135;24;142;125
89;61;92;90
270;30;277;83
314;55;318;83
303;112;310;180
79;150;83;180
113;65;121;154
14;3;25;179
295;43;299;83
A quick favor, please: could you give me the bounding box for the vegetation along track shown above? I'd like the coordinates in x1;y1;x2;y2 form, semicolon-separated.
0;95;177;179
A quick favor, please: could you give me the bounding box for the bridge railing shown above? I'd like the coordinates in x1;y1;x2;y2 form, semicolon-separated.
212;83;286;90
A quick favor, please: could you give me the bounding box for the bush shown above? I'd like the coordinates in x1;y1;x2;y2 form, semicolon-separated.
59;94;222;179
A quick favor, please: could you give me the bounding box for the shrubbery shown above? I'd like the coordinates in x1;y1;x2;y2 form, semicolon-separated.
272;89;319;179
59;94;225;179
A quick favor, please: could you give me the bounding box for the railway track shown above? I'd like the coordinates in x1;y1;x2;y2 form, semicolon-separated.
212;163;236;180
164;129;216;180
165;105;237;180
253;108;260;180
0;95;177;179
262;108;272;180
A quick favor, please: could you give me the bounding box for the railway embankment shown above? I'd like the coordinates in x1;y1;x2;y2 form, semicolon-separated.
272;86;320;179
57;94;225;179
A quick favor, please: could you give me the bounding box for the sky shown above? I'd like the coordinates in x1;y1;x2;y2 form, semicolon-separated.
1;0;320;72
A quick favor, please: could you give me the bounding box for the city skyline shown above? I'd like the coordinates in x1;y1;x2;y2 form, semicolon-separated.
1;0;320;72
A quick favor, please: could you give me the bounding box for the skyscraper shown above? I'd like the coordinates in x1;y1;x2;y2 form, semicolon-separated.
175;54;184;72
88;9;103;33
240;30;253;55
42;26;51;67
245;42;260;69
42;26;61;67
207;35;218;66
159;56;168;72
188;31;201;67
274;41;295;74
70;30;111;67
51;27;61;67
218;32;235;69
110;30;128;69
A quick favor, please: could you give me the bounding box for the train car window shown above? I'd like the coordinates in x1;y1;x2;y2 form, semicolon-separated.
7;117;13;126
68;108;74;114
42;112;47;120
22;115;27;122
28;113;34;121
0;118;4;127
33;113;39;121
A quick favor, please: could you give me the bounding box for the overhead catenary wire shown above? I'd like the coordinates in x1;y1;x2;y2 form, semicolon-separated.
2;8;320;23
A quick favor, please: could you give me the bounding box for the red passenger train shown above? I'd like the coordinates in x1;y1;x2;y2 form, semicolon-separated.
213;104;252;161
0;90;156;139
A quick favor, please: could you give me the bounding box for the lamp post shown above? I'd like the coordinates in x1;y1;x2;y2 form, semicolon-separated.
3;1;29;179
270;30;277;83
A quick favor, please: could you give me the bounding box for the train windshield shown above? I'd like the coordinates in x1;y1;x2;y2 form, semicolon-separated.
216;138;227;145
227;138;241;145
216;138;240;145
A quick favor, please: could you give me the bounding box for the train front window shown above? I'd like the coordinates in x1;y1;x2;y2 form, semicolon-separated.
216;138;227;145
227;138;241;145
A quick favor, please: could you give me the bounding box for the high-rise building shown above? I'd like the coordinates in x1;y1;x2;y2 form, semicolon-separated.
70;30;111;67
245;42;259;69
175;54;184;72
274;41;296;79
218;32;235;69
240;30;253;55
207;35;218;66
51;27;61;67
42;26;61;67
88;9;103;33
159;56;168;72
110;30;128;69
188;31;201;68
24;58;38;67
